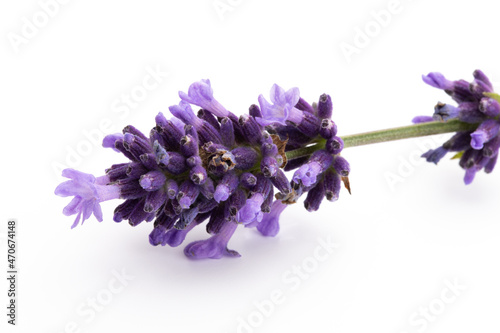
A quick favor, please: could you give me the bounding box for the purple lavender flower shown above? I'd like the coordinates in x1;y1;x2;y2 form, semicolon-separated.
178;79;230;118
257;200;286;237
256;84;302;126
422;147;448;164
56;80;350;259
293;162;322;187
139;171;166;191
479;98;500;117
422;72;454;90
55;169;120;228
214;172;239;203
163;222;197;247
416;70;500;184
470;120;500;150
237;193;264;225
184;221;240;259
103;133;124;152
433;103;459;122
412;116;434;124
293;150;333;187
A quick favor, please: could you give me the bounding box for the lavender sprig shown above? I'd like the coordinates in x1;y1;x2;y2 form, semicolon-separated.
55;72;494;259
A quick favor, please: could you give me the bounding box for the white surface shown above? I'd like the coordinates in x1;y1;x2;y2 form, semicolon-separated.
1;0;500;332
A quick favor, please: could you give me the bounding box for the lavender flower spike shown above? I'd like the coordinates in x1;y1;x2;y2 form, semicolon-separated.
179;79;230;118
256;84;302;126
55;169;120;228
56;79;353;259
417;69;500;184
184;221;240;259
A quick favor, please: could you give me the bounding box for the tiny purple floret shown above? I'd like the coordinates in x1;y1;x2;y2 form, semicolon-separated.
55;169;120;228
184;221;240;259
256;84;302;126
179;79;230;118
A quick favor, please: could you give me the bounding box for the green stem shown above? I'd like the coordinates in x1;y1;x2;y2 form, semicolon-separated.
285;120;478;160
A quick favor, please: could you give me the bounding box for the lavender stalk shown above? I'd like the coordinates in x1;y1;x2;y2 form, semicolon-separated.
285;119;478;160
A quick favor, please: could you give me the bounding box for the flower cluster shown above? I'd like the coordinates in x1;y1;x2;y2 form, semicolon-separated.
413;70;500;184
55;80;350;259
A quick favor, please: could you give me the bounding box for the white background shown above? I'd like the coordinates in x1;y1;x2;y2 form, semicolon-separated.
1;0;500;332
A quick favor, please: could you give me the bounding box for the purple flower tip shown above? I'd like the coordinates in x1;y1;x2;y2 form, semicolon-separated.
103;133;123;152
257;200;286;237
184;240;241;259
470;120;500;150
422;72;453;90
293;162;321;187
412;116;434;124
139;171;167;191
178;197;192;210
470;131;487;150
155;112;168;127
179;79;229;118
433;103;458;122
168;101;200;126
153;140;170;166
214;184;230;203
188;79;213;101
184;222;239;259
237;194;264;225
55;169;120;228
149;226;167;246
480;98;500;118
464;167;478;185
422;147;448;164
256;84;301;126
163;222;197;247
